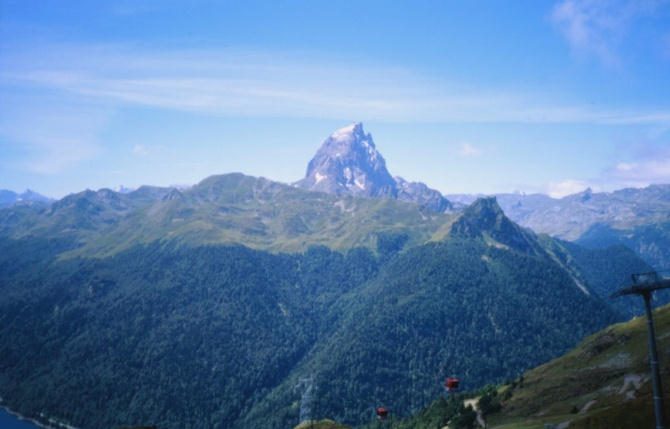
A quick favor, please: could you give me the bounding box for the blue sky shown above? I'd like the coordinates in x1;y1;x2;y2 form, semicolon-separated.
1;0;669;198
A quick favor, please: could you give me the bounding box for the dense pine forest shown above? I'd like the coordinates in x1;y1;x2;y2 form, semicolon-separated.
0;222;649;428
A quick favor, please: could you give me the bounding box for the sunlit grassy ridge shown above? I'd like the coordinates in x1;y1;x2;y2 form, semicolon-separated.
0;173;455;258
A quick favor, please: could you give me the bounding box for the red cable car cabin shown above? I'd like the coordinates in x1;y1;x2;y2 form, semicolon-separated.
376;407;388;420
445;377;460;392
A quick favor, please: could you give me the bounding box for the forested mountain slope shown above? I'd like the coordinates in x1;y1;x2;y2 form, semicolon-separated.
0;178;657;429
241;200;630;428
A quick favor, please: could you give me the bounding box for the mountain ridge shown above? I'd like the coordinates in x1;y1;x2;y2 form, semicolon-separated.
0;172;456;258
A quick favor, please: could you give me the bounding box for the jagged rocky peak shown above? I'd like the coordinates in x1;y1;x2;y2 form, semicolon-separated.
295;122;453;212
295;122;397;198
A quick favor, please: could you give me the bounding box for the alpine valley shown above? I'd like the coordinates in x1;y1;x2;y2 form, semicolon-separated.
0;123;667;429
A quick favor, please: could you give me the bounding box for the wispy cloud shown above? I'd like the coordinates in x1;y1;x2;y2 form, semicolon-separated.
459;143;485;157
3;43;670;125
604;150;670;187
0;100;107;174
133;144;150;156
551;0;668;65
541;141;670;197
26;137;102;174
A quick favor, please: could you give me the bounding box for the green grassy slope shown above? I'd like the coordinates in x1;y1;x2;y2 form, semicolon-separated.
0;173;455;257
485;302;670;429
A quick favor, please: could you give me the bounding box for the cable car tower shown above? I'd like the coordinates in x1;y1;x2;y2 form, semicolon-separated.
295;374;316;428
612;271;670;429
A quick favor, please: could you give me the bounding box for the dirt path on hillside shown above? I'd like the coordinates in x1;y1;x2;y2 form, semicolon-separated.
464;397;486;428
619;373;645;399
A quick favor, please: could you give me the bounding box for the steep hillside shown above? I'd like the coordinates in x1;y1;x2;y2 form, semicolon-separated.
537;237;658;319
449;197;544;256
240;195;637;427
575;221;670;271
486;301;670;429
375;302;670;429
0;240;381;429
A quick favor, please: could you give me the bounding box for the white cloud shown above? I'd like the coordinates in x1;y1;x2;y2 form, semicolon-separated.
546;179;594;198
616;162;638;171
552;0;616;64
133;144;150;156
459;143;485;157
545;148;670;198
551;0;667;65
590;142;670;189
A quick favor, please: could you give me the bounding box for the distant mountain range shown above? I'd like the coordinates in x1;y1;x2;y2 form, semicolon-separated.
474;187;670;270
447;186;670;237
0;189;52;208
0;174;455;257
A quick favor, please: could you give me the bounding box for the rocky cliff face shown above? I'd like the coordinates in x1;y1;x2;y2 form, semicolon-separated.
294;122;397;198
